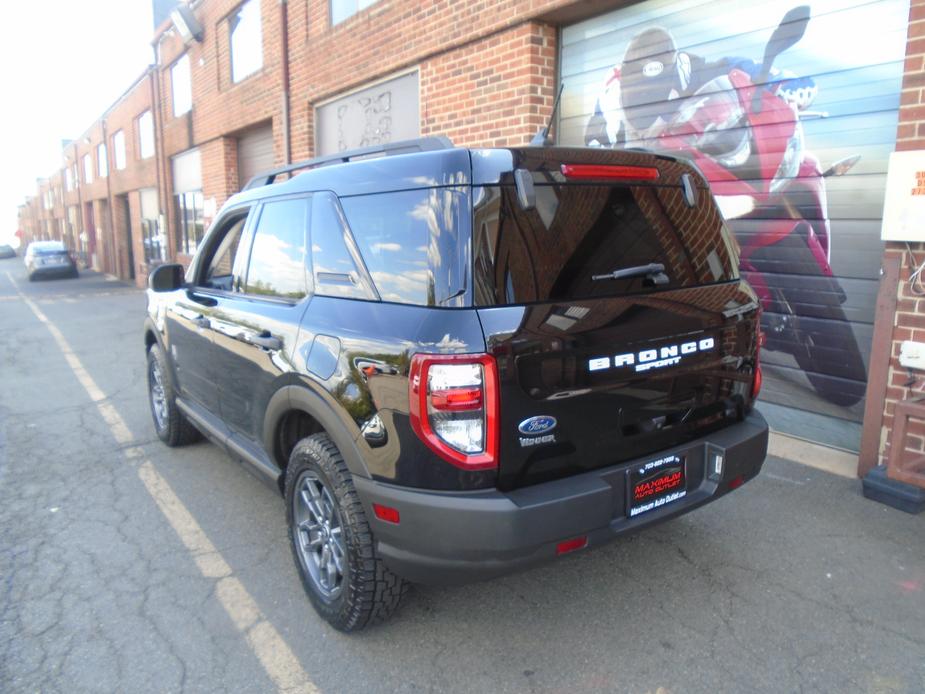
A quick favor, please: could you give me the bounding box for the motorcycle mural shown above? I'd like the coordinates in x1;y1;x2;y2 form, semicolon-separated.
577;4;882;413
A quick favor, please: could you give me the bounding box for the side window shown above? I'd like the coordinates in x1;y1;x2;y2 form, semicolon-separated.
340;188;466;306
202;213;249;291
310;192;375;300
244;198;308;300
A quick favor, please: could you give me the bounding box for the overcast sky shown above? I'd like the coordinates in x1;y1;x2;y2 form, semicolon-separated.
0;1;154;245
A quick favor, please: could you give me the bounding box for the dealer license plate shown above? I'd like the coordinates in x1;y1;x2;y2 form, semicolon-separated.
628;454;687;518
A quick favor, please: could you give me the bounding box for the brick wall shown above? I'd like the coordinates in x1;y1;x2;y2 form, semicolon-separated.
877;0;925;468
419;22;557;147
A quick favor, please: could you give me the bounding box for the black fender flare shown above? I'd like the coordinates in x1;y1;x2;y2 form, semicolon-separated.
143;316;181;393
263;385;372;480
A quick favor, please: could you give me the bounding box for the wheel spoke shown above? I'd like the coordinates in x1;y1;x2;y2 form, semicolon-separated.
330;542;344;574
292;470;346;599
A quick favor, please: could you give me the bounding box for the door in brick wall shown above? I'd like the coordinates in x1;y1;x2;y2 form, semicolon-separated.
237;123;275;190
558;0;909;450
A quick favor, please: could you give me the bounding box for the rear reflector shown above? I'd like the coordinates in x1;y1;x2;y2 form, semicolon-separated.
752;365;763;399
556;536;588;555
729;475;745;490
372;503;400;524
430;387;483;412
560;164;660;181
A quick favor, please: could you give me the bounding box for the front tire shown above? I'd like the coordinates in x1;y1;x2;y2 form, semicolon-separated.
147;344;201;446
285;434;407;631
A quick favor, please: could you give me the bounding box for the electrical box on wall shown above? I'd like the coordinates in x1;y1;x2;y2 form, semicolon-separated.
881;150;925;241
899;340;925;371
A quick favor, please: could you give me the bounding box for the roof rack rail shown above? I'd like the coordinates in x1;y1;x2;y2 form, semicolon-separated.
242;136;455;191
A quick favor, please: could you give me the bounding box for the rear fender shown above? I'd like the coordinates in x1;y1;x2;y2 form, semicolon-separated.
263;385;372;480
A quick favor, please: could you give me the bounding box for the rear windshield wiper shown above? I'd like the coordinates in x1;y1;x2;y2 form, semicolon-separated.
592;263;669;286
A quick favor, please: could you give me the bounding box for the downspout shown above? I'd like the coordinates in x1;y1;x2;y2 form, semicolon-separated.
280;0;291;166
152;41;172;261
73;142;85;266
148;66;166;264
102;118;116;277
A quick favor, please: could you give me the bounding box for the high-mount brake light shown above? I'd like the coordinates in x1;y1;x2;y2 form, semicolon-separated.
409;354;499;471
560;164;660;181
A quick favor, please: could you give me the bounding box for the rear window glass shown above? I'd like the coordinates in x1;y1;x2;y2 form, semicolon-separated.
472;183;738;307
340;188;467;306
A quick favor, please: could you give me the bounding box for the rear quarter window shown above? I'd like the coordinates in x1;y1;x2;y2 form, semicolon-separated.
339;188;468;307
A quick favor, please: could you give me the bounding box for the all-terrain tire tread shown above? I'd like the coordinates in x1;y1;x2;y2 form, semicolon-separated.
147;344;202;447
286;433;408;631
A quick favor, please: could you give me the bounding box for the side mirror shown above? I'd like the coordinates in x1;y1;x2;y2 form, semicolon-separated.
752;5;811;113
149;263;186;292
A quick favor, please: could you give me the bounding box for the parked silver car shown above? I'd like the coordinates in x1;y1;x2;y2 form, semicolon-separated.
23;241;78;281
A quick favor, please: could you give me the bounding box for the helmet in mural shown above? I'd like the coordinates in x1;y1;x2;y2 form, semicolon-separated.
619;27;689;131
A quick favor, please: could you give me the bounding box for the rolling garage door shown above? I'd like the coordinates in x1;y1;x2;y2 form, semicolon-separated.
558;0;910;449
237;123;275;190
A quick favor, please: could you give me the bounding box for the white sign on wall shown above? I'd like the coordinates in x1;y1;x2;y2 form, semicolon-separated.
316;71;419;156
882;150;925;242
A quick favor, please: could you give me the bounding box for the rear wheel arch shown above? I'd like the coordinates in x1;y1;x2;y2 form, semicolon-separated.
264;385;372;481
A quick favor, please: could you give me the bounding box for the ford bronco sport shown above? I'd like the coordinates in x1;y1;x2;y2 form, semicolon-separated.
144;137;768;631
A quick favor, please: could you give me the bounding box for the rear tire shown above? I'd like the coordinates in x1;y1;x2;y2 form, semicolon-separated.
791;303;867;407
285;434;407;631
146;344;201;446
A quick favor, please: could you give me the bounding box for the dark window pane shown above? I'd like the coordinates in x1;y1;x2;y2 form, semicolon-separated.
245;198;307;299
472;183;737;306
203;214;248;291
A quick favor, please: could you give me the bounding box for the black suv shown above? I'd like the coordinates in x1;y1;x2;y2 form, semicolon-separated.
145;138;768;631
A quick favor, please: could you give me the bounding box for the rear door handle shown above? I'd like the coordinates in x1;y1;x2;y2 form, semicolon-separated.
237;331;282;351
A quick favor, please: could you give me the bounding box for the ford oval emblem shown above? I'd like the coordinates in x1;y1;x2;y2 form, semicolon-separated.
518;416;558;436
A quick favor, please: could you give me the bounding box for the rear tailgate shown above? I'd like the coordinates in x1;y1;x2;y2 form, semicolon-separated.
472;147;761;490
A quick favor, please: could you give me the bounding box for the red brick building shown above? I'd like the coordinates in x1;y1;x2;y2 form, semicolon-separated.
14;0;925;491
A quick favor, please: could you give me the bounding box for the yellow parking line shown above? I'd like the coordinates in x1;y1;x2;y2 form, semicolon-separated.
7;272;319;694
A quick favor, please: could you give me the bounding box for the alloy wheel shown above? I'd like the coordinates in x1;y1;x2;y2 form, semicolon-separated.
293;471;346;599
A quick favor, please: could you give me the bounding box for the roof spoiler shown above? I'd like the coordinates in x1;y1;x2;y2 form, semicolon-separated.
242;136;455;191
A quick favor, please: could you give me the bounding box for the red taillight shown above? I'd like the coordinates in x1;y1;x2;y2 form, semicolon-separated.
372;503;400;524
560;164;660;181
752;322;764;400
409;353;499;471
556;536;588;555
752;364;763;399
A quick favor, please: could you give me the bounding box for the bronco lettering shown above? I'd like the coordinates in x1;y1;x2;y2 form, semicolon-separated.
588;337;715;373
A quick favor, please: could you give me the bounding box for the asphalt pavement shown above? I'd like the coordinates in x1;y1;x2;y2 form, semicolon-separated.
1;258;923;694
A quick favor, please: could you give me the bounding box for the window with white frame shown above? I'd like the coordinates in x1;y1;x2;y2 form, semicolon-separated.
330;0;377;25
231;0;262;83
65;167;73;192
97;143;108;178
83;154;93;184
172;54;192;117
113;130;126;170
138;110;155;159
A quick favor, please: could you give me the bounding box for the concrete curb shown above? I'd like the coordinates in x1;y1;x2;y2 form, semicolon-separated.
768;431;858;479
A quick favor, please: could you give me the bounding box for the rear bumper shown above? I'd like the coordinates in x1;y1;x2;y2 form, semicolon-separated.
29;263;75;277
355;411;768;585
